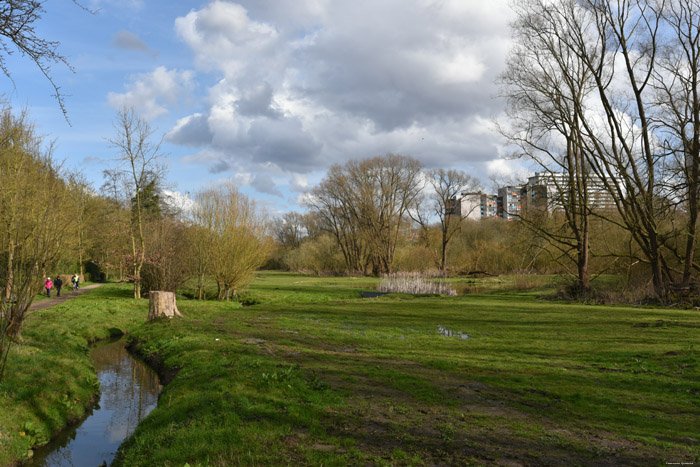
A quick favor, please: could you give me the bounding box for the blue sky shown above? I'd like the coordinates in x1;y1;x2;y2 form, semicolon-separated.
5;0;520;215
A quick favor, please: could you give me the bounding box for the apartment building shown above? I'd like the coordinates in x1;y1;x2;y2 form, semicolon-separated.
446;170;613;222
497;186;523;221
452;192;498;220
523;171;615;212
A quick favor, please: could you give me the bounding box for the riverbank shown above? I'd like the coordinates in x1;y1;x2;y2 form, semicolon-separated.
0;284;148;465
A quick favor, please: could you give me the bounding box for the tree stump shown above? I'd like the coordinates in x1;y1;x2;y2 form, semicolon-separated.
147;291;183;321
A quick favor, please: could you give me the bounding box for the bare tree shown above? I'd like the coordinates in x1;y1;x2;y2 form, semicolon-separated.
308;154;424;275
273;212;307;251
0;0;93;120
108;107;164;298
575;0;672;297
653;0;700;289
414;169;479;274
500;0;598;294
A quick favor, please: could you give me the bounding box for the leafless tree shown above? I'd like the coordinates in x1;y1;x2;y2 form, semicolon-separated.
308;154;424;275
652;0;700;289
414;169;479;274
500;0;598;294
0;0;93;120
108;107;165;298
273;212;307;251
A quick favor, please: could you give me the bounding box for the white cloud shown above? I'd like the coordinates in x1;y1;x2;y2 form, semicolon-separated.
166;0;515;195
107;66;195;120
162;190;196;213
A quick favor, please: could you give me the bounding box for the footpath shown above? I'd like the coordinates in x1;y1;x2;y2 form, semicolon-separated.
29;283;104;311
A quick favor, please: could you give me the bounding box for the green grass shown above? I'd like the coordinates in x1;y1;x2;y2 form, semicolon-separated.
114;272;699;465
0;283;147;465
1;273;698;465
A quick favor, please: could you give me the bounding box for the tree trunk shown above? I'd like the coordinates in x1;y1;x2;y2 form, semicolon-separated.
147;291;183;321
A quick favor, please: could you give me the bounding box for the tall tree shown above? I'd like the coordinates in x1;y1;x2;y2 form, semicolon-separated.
308;154;424;275
108;107;164;299
501;0;598;294
653;0;700;289
415;169;479;274
576;0;671;297
0;107;75;380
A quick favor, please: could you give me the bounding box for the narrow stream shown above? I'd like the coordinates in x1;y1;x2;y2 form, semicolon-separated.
27;339;162;466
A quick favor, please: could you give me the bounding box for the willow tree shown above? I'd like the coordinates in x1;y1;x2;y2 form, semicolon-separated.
194;182;270;301
0;108;75;380
308;154;424;275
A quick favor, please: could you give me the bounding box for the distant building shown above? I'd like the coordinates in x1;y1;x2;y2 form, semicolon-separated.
458;192;483;220
448;192;499;220
497;186;523;221
523;171;615;212
445;170;614;223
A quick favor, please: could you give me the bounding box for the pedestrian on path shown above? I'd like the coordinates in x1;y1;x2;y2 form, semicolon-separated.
55;276;63;297
44;277;53;297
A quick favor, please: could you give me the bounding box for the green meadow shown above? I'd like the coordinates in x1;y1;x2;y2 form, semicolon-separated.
1;272;699;465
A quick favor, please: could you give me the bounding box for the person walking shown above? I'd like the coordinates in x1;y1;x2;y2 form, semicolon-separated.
72;274;80;291
44;277;53;297
54;276;63;297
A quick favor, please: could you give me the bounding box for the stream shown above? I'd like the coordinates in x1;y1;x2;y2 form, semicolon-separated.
27;339;162;466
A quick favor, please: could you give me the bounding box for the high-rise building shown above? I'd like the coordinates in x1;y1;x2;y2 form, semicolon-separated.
523;171;615;212
497;186;522;221
450;192;499;220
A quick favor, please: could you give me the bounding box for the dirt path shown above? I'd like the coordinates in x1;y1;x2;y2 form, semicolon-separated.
29;283;104;311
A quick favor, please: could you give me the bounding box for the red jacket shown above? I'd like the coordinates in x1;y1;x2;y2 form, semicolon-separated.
44;279;53;289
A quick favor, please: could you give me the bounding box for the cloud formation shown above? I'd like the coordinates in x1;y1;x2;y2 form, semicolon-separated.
111;30;158;59
165;0;513;195
107;66;195;120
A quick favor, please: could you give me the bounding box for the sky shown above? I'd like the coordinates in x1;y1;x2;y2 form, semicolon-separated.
4;0;523;215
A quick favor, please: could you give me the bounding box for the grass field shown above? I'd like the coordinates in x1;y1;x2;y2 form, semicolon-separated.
1;272;698;466
116;272;699;466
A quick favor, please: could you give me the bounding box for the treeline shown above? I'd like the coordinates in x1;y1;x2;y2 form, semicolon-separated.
0;107;269;379
272;152;700;302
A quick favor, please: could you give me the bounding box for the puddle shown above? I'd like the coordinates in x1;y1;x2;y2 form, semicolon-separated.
360;291;389;298
27;339;161;466
437;326;469;340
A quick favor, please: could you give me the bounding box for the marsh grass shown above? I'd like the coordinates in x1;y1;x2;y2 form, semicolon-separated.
377;272;457;296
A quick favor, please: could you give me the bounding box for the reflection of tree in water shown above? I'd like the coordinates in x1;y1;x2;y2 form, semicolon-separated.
28;340;161;466
91;342;160;443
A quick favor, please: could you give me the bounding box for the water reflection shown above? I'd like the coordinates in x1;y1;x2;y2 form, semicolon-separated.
28;340;161;467
437;326;469;340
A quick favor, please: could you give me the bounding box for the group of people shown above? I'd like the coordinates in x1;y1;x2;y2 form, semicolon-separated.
43;274;80;298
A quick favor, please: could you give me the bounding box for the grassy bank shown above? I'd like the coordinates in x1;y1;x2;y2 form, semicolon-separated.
116;272;699;465
0;283;147;465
